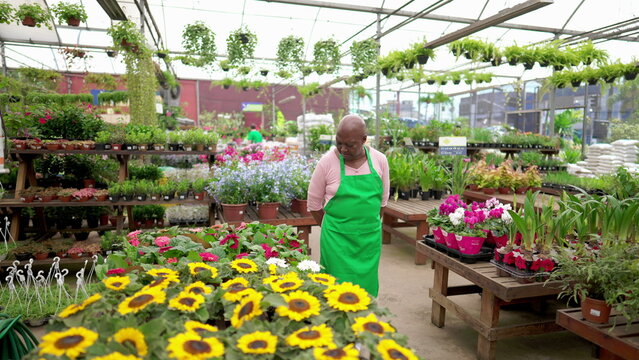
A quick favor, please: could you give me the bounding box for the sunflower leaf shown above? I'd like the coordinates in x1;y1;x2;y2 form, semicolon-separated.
262;293;286;308
140;317;166;338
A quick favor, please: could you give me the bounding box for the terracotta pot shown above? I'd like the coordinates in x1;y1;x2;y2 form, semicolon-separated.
581;297;612;324
144;220;155;228
66;17;81;26
195;144;205;151
290;199;300;213
59;195;72;202
515;187;528;194
21;195;35;203
154;144;164;151
482;188;496;195
34;252;48;260
99;215;109;226
468;184;479;191
194;192;206;201
257;202;280;220
498;187;511;194
222;203;247;222
45;144;60;150
96;195;108;201
21;16;37;27
109;218;119;227
112;144;123;150
41;195;54;202
70;253;82;259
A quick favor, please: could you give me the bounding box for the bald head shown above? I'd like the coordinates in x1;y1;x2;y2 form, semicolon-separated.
335;115;367;161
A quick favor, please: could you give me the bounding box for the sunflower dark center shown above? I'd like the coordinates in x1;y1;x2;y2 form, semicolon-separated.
194;267;207;272
239;302;254;318
156;272;168;276
363;322;384;334
229;284;246;293
289;299;310;312
194;327;210;335
111;282;122;287
189;287;204;294
122;339;137;348
149;278;166;288
324;348;346;358
54;335;84;349
237;263;252;269
315;277;327;282
248;340;267;349
280;281;296;288
130;294;154;308
297;330;320;340
338;292;359;304
179;297;196;306
388;349;408;360
184;340;211;354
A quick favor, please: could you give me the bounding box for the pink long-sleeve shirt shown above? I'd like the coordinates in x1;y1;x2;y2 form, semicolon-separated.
307;147;390;212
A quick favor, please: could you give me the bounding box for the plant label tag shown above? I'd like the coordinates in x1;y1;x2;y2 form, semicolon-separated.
404;137;414;147
590;309;601;317
239;211;243;214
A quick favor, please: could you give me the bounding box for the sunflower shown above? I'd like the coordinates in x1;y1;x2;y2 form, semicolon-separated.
313;344;360;360
91;352;142;360
184;320;218;336
141;275;180;291
308;273;337;286
103;276;131;291
230;291;264;328
270;277;304;293
113;328;148;356
286;324;333;349
268;263;277;275
184;281;212;296
324;282;370;312
187;262;219;277
118;288;166;315
276;290;321;321
221;277;249;290
262;271;299;285
57;293;102;318
167;332;224;360
236;331;277;355
351;313;395;337
377;339;419;360
39;327;99;359
222;286;259;303
230;258;258;273
169;292;205;312
147;268;179;278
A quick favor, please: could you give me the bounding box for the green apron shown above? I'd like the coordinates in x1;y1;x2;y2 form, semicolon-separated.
320;147;383;296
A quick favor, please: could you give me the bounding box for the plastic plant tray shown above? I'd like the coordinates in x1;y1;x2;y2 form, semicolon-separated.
422;235;493;264
490;259;551;283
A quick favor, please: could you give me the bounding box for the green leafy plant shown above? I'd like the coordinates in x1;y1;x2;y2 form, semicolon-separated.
226;26;257;66
15;3;51;28
276;35;304;72
107;21;145;51
180;21;216;67
0;1;14;24
51;2;87;25
350;38;378;76
313;38;340;74
297;82;321;98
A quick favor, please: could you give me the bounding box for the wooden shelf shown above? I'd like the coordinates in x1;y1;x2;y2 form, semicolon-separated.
0;198;213;208
10;149;216;156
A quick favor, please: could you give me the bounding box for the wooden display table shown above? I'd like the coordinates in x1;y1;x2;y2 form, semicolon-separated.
217;205;317;252
463;190;560;211
417;243;564;360
557;308;639;360
382;199;443;265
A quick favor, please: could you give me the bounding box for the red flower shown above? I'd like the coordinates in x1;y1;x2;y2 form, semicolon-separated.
220;233;239;246
540;259;555;272
39;118;47;124
530;259;542;272
159;246;173;253
199;252;219;262
515;256;527;270
503;251;516;265
106;268;125;275
494;251;501;262
235;253;249;259
289;240;300;249
167;258;178;263
230;238;239;249
45;114;52;120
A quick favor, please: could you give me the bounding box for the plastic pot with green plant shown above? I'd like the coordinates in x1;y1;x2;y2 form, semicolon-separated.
51;1;87;27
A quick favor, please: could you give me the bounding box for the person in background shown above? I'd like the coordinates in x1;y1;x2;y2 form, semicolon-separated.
306;114;390;297
246;124;263;144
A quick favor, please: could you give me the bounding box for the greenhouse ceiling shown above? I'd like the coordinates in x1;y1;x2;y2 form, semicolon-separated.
2;0;639;93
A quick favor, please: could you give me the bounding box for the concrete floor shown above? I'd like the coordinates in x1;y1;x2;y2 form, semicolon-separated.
306;225;595;360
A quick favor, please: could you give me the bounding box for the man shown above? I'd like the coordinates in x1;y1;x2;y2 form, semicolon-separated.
246;124;263;144
307;115;390;296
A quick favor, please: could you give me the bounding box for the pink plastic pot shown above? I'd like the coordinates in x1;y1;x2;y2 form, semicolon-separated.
444;230;459;249
456;235;486;254
432;227;446;244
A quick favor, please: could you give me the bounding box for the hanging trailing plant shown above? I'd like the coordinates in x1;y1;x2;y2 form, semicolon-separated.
226;26;257;66
179;21;217;68
408;40;435;66
107;21;157;126
84;73;118;91
0;1;14;24
276;35;304;72
51;2;87;27
276;70;292;79
15;3;51;28
313;39;340;74
298;82;322;98
574;40;609;66
350;38;378;76
16;67;61;90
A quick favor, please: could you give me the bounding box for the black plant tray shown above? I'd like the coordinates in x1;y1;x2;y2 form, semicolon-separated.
490;259;550;283
422;235;493;264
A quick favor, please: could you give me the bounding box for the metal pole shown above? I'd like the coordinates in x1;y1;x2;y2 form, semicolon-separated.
417;82;421;122
272;87;276;130
302;79;307;154
548;85;556;136
0;42;6;77
581;84;589;160
195;79;200;126
396;91;400;117
375;13;381;147
140;0;146;34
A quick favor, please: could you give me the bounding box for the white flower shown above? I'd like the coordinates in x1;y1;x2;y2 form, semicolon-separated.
297;260;321;272
266;258;289;268
449;207;465;226
501;211;512;224
486;197;499;209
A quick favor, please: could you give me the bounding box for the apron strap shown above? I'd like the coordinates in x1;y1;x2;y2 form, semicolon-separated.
339;147;373;177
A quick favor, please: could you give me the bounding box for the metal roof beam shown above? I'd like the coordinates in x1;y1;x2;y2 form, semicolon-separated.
258;0;639;42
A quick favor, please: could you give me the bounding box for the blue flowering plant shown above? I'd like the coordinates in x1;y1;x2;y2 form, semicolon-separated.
286;154;316;200
207;163;251;204
245;160;293;204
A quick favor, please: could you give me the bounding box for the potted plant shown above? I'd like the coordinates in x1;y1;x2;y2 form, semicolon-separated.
73;187;97;202
151;128;167;151
135;180;150;201
51;2;87;27
176;181;190;200
108;183;121;202
192;178;208;201
208;165;249;221
167;131;183;151
120;182;136;202
94;189;109;202
107;20;145;53
160;183;176;201
15;3;51;28
312;38;340;74
0;2;14;25
67;246;84;259
18;187;39;203
94;131;112;150
39;187;59;202
57;188;76;202
226;26;257;66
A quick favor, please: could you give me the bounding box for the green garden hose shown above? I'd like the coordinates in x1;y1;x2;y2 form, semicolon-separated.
0;314;39;360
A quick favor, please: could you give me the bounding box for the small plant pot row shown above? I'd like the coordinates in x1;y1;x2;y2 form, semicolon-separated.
520;165;567;172
467;184;541;195
103;143;216;152
20;194;109;203
408;140;558;150
108;192;208;202
389;187;446;201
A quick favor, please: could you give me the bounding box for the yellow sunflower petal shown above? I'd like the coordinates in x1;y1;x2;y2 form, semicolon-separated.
377;339;419;360
237;331;277;354
351;313;395;336
222;286;258;303
230;292;264;328
286;324;333;349
147;268;179;278
117;288;166;315
221;277;249;290
308;273;337;286
141;276;180;292
324;282;370;312
184;281;213;295
184;320;218;336
187;262;219;277
113;327;148;356
230;258;258;273
168;292;205;312
91;352;142;360
313;344;360;360
167;332;225;359
276;290;321;321
39;327;98;359
269;277;304;293
103;276;131;291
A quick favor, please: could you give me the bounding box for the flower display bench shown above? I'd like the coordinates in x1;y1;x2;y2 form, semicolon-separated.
382;198;444;265
216;205;317;253
557;308;639;360
463;190;560;212
417;243;565;360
